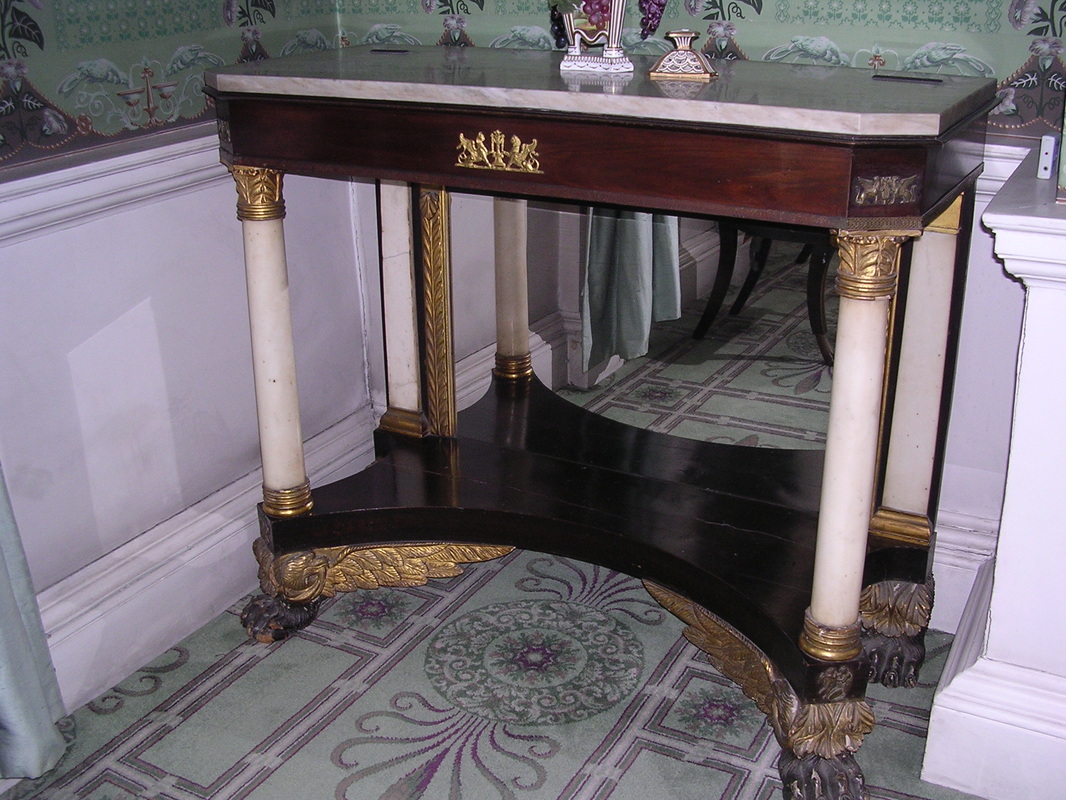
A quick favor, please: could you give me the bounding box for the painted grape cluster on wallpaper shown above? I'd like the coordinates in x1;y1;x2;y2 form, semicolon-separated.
0;0;1063;171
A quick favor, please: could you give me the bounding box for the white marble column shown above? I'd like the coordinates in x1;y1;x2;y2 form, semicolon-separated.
493;197;533;379
230;166;312;517
378;181;427;437
873;198;964;546
802;231;908;659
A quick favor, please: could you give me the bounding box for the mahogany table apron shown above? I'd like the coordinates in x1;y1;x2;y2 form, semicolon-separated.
205;46;994;799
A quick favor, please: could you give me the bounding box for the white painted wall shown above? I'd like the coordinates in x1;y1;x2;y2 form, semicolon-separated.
0;133;368;592
0;130;381;709
924;147;1066;799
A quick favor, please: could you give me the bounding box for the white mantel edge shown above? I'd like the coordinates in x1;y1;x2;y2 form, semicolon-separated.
923;143;1066;800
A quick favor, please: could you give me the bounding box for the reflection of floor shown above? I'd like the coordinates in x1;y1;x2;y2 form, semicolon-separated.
559;242;835;449
6;250;982;800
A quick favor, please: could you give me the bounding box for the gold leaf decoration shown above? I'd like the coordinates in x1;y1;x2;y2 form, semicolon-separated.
644;581;778;715
644;581;875;760
456;130;543;174
833;231;908;300
860;579;932;638
256;540;514;603
787;698;876;759
419;186;456;437
852;175;920;206
230;165;285;221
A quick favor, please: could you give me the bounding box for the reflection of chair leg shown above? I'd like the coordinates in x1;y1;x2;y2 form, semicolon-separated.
729;235;772;315
693;222;738;339
807;245;834;366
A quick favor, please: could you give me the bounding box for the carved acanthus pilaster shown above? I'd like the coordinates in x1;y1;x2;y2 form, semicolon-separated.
419;186;456;437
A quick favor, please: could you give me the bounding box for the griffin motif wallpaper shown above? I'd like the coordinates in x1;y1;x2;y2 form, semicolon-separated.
0;0;1063;172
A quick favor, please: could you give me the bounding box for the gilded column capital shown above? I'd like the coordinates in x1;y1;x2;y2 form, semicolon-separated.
230;165;286;222
833;230;911;301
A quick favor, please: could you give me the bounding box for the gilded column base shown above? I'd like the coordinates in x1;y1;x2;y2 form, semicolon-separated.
379;407;429;438
644;582;874;782
869;507;932;549
859;578;933;688
799;610;864;662
262;480;313;517
493;352;534;381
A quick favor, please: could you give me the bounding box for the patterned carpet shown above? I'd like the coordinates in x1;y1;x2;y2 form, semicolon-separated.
4;247;981;800
558;240;834;450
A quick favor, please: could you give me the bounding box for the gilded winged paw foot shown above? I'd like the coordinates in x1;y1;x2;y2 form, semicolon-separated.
239;594;320;643
778;751;869;800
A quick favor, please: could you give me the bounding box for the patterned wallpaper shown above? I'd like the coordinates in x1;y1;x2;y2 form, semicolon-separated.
1;0;1063;173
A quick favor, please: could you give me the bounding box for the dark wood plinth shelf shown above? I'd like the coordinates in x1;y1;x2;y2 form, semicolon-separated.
266;377;840;689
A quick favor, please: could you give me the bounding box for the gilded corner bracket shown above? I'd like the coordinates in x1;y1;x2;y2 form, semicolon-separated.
643;582;874;761
419;186;457;437
253;537;513;604
925;194;964;236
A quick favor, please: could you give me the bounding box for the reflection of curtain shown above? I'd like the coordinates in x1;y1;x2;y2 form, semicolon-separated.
0;462;66;778
582;209;680;370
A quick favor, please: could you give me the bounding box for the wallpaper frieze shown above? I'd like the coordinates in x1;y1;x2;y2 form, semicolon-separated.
774;0;1003;32
53;1;221;49
0;0;1063;174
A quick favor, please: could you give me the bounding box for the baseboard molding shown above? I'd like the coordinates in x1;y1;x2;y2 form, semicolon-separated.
38;405;377;714
929;509;998;634
923;557;1066;798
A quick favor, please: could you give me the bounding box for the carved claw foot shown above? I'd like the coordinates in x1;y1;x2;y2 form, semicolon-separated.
859;578;931;688
779;751;869;800
240;594;320;643
862;627;925;688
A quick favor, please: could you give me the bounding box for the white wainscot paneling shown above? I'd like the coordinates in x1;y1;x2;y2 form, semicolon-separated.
0;132;378;710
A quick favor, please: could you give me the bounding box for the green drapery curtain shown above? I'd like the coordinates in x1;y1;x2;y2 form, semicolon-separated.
0;462;66;779
582;209;680;370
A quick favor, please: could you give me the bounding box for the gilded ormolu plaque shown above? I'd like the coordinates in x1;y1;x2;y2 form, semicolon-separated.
456;130;543;174
853;175;920;206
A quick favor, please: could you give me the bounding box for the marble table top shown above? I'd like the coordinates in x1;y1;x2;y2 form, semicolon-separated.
206;46;995;139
